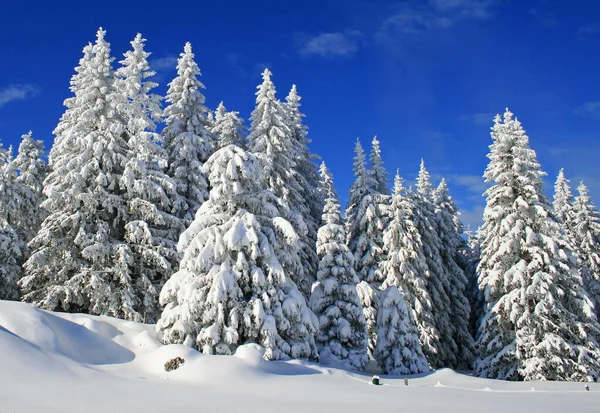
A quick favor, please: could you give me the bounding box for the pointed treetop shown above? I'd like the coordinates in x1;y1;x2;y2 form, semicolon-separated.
436;178;449;198
286;84;300;105
577;181;591;202
392;169;405;196
96;27;106;41
319;161;336;200
215;101;226;117
553;168;574;221
417;159;434;199
369;135;389;195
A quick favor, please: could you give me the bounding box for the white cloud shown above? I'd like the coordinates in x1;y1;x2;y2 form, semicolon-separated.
460;112;495;126
458;204;485;232
577;22;600;39
448;174;489;194
297;30;363;58
376;0;497;41
0;84;40;108
151;56;178;71
575;101;600;119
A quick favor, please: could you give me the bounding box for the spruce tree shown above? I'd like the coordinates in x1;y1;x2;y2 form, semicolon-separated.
375;285;429;375
247;69;312;296
476;109;600;381
0;143;23;300
284;84;321;297
12;131;48;244
211;101;246;149
465;227;484;338
412;160;456;368
434;178;475;369
309;162;369;371
368;136;389;196
377;171;432;373
116;33;183;322
20;28;135;318
162;42;214;226
572;182;600;317
157;144;317;360
346;139;387;285
553;168;576;227
346;139;382;352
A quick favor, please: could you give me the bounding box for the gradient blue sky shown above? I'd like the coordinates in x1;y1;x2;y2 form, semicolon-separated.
1;0;599;230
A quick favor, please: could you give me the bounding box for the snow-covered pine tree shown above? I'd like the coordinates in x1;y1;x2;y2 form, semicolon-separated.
12;131;48;244
572;182;600;317
284;84;322;297
345;139;384;352
376;171;432;373
465;227;484;338
157;144;318;360
411;160;456;368
369;136;389;196
247;69;313;296
434;178;475;369
0;143;23;300
115;33;183;322
348;137;390;286
553;168;576;227
20;28;136;318
211;101;246;149
375;285;429;375
162;42;214;226
309;162;369;371
476;109;600;381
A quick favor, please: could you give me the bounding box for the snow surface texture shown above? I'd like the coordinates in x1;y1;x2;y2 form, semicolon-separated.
0;300;597;413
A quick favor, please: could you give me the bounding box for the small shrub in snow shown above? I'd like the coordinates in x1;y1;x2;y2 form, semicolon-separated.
164;356;185;372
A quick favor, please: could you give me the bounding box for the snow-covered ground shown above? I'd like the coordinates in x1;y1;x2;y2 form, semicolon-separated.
0;300;597;413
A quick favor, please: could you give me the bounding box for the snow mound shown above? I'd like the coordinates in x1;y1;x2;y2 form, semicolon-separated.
0;300;598;413
0;301;134;365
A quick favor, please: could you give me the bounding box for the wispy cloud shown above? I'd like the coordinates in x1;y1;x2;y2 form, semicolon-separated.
575;101;600;119
0;84;40;108
458;204;485;232
151;56;178;71
460;112;495;126
376;0;497;41
448;173;489;194
577;22;600;39
296;30;363;58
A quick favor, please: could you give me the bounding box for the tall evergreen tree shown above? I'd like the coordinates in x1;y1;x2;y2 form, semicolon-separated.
12;131;48;244
465;227;484;338
346;139;384;352
0;142;23;300
572;182;600;317
116;33;183;322
284;84;321;297
476;109;600;381
346;140;386;285
247;69;312;296
368;136;389;196
20;28;135;318
211;101;246;149
377;171;432;373
157;144;317;360
412;160;456;368
553;168;576;227
162;42;214;226
434;178;475;369
309;162;369;371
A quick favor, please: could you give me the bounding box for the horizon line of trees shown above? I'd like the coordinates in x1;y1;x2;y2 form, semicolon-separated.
1;28;600;382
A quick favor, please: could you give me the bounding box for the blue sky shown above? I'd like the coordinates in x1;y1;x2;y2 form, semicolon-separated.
1;0;599;230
